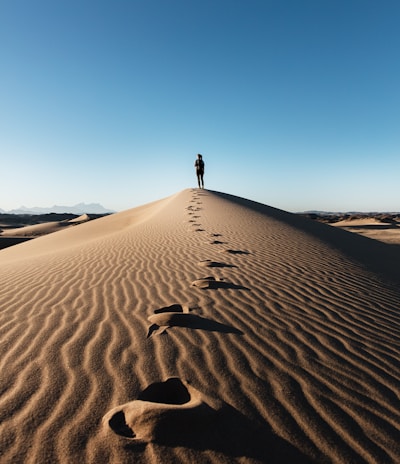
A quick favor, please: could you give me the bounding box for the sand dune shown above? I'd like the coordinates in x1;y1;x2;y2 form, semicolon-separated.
0;189;399;463
0;214;92;238
1;220;75;238
331;217;400;245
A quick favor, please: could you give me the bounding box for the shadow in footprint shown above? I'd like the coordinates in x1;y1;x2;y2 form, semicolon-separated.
147;313;243;337
154;304;189;314
109;411;135;438
209;240;226;245
138;377;191;404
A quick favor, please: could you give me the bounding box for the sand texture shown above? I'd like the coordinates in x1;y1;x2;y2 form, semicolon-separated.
331;217;400;245
0;189;399;463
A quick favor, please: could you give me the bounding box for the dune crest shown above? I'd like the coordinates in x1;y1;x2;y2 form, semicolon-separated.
0;189;399;463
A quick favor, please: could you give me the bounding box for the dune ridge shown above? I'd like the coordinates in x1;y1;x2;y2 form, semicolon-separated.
0;189;399;463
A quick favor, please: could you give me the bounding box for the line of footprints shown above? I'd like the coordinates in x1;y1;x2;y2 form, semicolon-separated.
103;189;250;443
147;189;250;337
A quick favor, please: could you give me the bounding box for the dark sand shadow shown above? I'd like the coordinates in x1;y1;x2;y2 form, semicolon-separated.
219;249;251;255
153;304;190;314
147;313;243;337
198;260;237;268
192;277;249;290
122;401;314;463
0;237;33;250
106;378;313;462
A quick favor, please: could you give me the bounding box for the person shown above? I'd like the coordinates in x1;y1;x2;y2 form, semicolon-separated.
194;154;205;189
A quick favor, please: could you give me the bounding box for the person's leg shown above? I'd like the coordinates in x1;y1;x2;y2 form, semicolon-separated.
197;172;201;188
200;172;204;188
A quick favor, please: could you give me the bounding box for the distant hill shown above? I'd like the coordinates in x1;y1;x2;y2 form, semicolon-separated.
4;203;115;215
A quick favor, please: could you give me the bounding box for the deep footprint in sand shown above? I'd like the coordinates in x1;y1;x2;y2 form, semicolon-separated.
103;378;222;443
147;312;242;338
198;260;236;268
191;276;249;290
147;306;243;337
191;276;221;288
218;249;251;255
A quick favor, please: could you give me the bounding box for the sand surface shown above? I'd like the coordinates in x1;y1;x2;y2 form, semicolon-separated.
331;218;400;245
0;189;399;463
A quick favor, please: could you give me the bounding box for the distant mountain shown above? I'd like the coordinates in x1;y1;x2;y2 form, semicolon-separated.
5;203;115;215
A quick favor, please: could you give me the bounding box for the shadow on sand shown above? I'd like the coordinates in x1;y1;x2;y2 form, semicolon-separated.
123;402;315;463
210;190;400;287
147;313;244;338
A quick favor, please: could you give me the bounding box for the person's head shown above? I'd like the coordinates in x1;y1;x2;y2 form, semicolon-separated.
197;154;202;159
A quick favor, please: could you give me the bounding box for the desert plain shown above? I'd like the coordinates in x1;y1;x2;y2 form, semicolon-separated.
0;189;399;463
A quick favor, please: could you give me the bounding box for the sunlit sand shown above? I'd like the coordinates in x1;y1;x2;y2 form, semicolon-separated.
0;189;399;463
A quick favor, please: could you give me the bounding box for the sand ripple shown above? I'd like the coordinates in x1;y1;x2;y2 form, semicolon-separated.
0;189;399;463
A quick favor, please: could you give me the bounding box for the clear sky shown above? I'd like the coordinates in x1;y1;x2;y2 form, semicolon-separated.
1;0;399;212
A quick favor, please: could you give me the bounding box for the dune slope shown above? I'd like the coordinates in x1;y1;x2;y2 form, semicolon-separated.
0;189;399;463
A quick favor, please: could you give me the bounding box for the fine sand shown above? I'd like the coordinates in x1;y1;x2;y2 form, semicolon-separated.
0;189;399;463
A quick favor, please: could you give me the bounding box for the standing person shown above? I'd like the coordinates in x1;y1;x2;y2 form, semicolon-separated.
194;154;205;189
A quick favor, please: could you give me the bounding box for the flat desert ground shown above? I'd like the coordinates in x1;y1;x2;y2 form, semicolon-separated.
0;189;399;463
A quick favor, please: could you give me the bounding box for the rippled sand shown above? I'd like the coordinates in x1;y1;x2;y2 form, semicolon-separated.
0;189;399;463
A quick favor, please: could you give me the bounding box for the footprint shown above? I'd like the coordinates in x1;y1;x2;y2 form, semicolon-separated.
208;240;225;245
191;277;249;290
191;276;221;288
210;233;222;237
198;260;236;268
218;249;251;255
103;378;222;442
147;312;243;337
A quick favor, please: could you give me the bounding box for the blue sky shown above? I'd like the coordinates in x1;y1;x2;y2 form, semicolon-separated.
1;0;399;212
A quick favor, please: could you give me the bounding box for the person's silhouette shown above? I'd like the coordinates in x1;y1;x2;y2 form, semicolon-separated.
195;154;205;188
